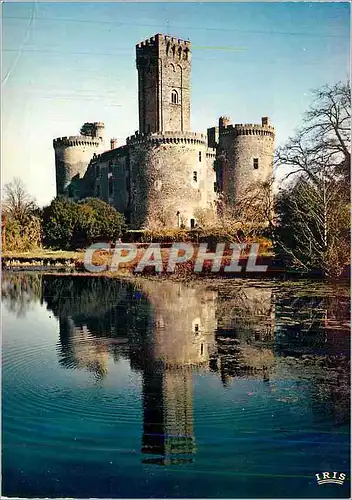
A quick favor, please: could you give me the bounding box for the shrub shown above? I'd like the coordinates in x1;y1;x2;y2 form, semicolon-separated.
42;196;125;249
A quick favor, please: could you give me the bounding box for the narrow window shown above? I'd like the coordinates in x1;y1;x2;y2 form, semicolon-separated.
190;218;195;229
108;161;113;174
193;171;197;182
96;184;100;197
199;151;202;162
253;158;259;170
201;343;204;356
109;179;113;196
214;182;217;192
171;89;178;104
194;324;199;334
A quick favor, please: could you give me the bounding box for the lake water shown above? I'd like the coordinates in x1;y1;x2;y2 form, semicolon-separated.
2;272;350;498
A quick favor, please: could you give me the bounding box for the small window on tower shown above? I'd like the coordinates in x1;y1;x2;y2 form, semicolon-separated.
193;171;198;182
171;89;178;104
253;158;259;170
199;151;202;162
109;179;113;196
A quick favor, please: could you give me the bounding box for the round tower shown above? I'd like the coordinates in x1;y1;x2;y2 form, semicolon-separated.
126;131;215;228
218;116;275;205
53;126;106;197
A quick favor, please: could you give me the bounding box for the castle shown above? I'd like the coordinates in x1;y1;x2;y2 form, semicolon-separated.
53;34;275;229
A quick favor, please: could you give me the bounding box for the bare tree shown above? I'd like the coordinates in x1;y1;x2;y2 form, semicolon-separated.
276;174;349;275
218;179;275;242
3;178;37;223
274;81;350;277
275;81;350;184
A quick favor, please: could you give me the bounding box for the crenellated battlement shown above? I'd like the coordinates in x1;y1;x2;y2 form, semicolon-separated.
136;33;191;63
218;116;275;139
221;123;275;139
136;34;159;49
127;131;206;146
53;136;103;148
136;33;190;49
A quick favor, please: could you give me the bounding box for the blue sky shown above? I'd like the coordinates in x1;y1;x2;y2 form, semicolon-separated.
2;1;350;206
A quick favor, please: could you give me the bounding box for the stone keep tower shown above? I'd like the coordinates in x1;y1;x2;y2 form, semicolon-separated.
53;122;106;197
127;34;215;229
136;34;191;133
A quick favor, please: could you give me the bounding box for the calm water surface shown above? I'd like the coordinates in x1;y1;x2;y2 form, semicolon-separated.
2;273;350;498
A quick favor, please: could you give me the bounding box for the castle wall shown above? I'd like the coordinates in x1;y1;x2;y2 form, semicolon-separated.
126;132;216;228
111;151;130;214
206;149;217;206
82;147;130;214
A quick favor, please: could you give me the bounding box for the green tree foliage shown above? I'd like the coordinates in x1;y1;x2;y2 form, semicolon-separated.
78;198;126;242
80;122;96;137
41;197;78;249
275;81;350;277
42;196;125;249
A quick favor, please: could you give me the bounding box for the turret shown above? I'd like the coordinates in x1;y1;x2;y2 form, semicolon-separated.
53;122;106;197
216;116;275;205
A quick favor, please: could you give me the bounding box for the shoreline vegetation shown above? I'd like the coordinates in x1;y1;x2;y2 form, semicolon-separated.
2;246;349;282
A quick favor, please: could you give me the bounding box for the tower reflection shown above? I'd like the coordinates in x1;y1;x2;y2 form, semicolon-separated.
131;281;217;464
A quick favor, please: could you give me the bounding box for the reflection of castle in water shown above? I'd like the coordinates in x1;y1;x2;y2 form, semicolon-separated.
41;276;275;464
4;273;349;462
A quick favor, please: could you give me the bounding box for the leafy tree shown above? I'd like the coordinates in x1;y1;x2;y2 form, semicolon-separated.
42;196;126;249
42;197;79;249
80;122;96;137
77;198;125;242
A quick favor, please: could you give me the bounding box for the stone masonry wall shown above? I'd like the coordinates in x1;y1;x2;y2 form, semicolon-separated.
127;132;215;228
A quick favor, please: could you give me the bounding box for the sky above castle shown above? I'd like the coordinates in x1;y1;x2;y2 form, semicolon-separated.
2;1;350;206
